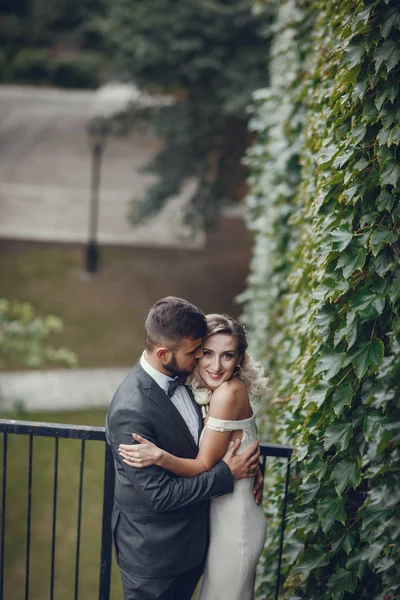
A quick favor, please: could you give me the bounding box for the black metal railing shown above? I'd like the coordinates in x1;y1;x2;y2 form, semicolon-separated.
0;419;292;600
0;419;115;600
259;442;293;600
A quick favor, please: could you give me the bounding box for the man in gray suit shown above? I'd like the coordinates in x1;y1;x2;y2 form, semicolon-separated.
106;297;261;600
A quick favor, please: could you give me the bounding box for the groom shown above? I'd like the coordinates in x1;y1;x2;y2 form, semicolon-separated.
106;296;262;600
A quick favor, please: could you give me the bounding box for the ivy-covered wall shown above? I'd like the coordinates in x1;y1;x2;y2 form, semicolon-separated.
243;0;400;598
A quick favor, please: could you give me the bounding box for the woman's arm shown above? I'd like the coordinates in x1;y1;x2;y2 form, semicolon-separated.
119;382;244;476
119;429;235;476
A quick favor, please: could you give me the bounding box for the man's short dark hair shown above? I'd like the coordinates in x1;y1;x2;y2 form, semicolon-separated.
145;297;207;351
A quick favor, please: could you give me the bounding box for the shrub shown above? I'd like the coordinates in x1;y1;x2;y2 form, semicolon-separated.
0;14;30;49
50;52;104;89
0;299;77;369
12;48;50;83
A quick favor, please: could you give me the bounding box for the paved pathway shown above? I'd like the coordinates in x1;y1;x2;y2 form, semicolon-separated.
0;368;130;412
0;85;204;248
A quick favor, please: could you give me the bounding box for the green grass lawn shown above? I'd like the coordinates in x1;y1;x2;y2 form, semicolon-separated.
0;217;250;369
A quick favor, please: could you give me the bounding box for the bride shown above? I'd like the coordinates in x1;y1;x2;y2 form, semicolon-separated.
118;314;268;600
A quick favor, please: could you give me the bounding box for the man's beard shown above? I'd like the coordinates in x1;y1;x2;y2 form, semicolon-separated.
164;353;193;378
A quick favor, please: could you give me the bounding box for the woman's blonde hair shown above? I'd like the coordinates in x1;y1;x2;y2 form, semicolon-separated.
189;313;268;400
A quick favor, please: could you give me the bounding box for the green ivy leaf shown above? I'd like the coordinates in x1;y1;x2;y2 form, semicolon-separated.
352;5;373;32
317;144;338;168
380;160;400;187
352;79;368;102
348;338;385;378
343;185;359;204
351;287;386;321
370;225;398;256
345;311;358;349
375;84;390;112
324;420;353;452
333;149;354;170
360;506;391;532
342;530;356;555
375;80;399;112
389;276;400;304
344;43;365;69
315;348;347;380
333;318;348;348
331;529;356;555
306;456;328;482
337;241;367;278
353;157;369;172
331;459;362;496
363;411;386;442
372;248;396;277
304;383;331;408
381;103;400;129
295;544;330;572
376;188;395;212
387;79;399;102
362;97;379;123
314;305;336;328
327;568;356;600
388;122;400;145
380;5;400;39
375;557;395;573
318;495;346;533
350;123;367;144
377;126;391;146
330;225;353;251
300;481;321;505
374;38;400;73
332;384;355;417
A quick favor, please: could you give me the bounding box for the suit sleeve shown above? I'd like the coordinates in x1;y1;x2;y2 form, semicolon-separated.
106;403;234;513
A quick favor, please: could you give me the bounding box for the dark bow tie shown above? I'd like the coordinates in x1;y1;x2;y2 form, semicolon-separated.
167;376;186;398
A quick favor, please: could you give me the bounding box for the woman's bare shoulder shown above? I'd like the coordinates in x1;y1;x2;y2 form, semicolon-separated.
209;378;249;420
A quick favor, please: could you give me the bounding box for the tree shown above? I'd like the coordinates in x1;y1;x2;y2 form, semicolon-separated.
0;299;77;369
106;0;271;228
242;0;400;598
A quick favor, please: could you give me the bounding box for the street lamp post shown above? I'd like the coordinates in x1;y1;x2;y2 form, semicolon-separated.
86;117;108;274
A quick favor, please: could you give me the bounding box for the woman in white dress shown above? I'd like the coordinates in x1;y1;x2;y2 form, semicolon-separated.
118;314;268;600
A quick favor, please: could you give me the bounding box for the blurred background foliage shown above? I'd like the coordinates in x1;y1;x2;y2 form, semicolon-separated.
0;0;272;226
106;0;272;229
0;0;107;88
0;298;77;369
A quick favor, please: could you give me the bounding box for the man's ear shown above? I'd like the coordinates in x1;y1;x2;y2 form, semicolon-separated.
156;346;172;363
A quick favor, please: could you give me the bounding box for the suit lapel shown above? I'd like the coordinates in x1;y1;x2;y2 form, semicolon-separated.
133;362;199;453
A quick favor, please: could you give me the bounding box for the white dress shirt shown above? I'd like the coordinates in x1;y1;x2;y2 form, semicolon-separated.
140;353;200;444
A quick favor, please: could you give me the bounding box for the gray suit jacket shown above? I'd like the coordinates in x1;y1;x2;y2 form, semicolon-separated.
105;362;234;578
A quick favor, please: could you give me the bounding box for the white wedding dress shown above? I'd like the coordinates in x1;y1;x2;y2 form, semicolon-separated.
196;414;267;600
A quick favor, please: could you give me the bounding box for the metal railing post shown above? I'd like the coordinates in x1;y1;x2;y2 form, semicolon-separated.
274;456;292;600
98;441;115;600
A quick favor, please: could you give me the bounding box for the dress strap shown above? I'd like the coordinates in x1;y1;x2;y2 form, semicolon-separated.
205;415;253;432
